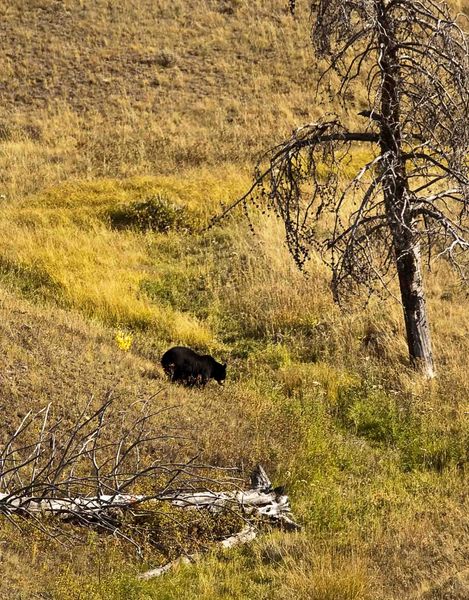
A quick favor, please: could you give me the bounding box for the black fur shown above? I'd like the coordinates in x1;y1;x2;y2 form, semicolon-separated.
161;346;226;387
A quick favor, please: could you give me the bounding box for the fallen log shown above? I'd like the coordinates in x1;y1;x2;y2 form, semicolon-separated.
0;493;144;516
0;399;299;565
0;465;299;529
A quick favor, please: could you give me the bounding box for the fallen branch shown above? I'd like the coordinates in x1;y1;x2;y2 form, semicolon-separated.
137;465;300;580
0;400;299;563
137;525;257;580
0;465;298;527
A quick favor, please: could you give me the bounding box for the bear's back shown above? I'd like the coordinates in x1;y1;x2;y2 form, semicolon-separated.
162;346;199;365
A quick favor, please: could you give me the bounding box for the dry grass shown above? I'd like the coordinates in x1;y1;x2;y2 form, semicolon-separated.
0;1;468;599
1;0;323;199
0;200;467;598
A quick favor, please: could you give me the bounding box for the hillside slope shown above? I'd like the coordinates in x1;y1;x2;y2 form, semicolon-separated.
1;0;326;199
0;1;468;599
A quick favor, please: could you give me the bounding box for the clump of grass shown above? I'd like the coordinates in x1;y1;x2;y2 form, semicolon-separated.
155;49;178;68
107;194;194;233
0;255;62;300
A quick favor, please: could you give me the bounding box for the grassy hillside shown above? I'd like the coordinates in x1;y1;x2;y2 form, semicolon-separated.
0;1;468;599
1;0;322;199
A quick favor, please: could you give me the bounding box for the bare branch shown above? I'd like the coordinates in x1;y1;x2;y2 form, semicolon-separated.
0;399;299;558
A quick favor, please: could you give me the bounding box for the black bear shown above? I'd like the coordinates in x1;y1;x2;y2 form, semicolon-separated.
161;346;226;387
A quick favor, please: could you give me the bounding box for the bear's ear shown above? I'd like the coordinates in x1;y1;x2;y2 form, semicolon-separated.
223;362;227;368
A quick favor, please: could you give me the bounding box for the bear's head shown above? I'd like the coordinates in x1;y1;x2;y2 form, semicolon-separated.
213;361;227;385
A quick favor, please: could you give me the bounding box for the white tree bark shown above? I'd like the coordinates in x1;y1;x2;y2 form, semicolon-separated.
0;465;299;529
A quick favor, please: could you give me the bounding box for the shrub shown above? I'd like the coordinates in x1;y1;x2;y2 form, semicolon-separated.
107;194;193;233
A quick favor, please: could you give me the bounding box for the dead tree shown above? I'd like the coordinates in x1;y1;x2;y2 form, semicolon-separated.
0;396;299;559
218;0;469;377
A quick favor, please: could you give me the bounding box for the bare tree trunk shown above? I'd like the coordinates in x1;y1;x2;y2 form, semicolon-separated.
376;0;435;377
393;235;435;377
385;188;435;376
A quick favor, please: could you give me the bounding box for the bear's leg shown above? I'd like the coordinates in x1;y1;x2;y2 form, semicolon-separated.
193;374;204;387
172;367;185;383
186;373;201;387
164;363;176;381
